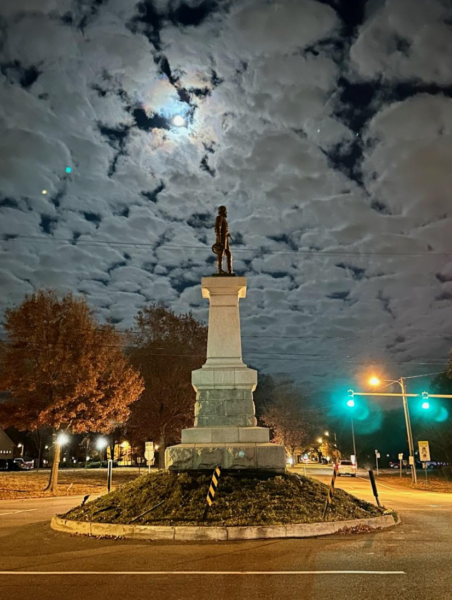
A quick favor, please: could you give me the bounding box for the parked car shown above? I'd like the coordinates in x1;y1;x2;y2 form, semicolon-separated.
389;460;408;469
337;460;357;477
13;457;35;470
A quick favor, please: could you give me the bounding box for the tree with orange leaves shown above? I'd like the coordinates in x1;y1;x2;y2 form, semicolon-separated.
0;290;144;492
127;305;207;467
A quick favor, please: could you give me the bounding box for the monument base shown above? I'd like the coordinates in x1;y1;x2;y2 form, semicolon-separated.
165;442;286;472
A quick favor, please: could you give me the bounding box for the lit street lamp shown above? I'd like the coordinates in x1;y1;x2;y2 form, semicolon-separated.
96;437;108;461
56;432;69;446
369;376;417;483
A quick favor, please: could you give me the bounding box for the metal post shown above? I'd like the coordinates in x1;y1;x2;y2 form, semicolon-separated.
375;453;379;476
351;415;357;459
400;377;417;484
107;459;113;493
368;470;381;508
400;459;402;478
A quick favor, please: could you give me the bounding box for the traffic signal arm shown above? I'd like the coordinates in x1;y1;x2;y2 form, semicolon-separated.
350;391;452;399
351;392;420;397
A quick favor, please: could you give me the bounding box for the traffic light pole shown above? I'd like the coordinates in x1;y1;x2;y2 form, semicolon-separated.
349;388;452;485
351;415;357;460
399;377;417;484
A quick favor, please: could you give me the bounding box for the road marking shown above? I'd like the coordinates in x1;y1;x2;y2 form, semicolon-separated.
0;571;406;576
0;509;38;516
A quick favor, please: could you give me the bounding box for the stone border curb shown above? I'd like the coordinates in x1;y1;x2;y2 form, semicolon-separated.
51;513;398;541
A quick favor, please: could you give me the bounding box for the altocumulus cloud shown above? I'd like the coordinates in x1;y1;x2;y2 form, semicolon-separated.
0;0;452;395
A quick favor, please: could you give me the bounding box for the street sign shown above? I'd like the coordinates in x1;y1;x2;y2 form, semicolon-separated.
144;441;154;462
409;456;415;465
375;449;378;454
376;452;380;459
398;453;403;460
418;441;430;462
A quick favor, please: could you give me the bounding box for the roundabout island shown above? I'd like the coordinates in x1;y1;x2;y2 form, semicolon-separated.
53;217;398;542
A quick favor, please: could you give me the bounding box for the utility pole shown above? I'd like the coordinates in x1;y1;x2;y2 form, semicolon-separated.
400;377;417;484
350;415;357;460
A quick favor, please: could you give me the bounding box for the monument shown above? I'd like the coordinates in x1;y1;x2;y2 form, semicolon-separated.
165;208;286;472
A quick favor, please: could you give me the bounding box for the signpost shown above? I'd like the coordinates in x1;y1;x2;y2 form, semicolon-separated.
145;441;155;473
418;441;430;483
375;450;380;475
418;441;430;462
398;453;403;478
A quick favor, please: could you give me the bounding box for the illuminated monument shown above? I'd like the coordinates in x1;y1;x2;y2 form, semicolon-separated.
165;209;286;471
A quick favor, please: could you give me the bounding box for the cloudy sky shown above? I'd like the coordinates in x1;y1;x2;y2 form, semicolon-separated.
1;0;452;398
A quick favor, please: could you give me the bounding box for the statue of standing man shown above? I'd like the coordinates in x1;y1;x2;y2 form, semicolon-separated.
212;206;233;275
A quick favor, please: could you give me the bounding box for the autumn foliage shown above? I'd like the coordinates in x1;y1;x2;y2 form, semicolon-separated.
127;305;207;466
0;290;144;434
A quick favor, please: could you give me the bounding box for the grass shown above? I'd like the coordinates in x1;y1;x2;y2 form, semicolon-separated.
64;470;386;527
378;472;452;494
0;468;145;500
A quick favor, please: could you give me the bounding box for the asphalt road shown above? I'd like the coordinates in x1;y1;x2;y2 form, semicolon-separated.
1;475;451;600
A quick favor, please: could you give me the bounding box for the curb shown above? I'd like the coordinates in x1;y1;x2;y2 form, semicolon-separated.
51;513;398;541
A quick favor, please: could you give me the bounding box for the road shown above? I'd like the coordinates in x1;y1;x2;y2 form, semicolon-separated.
0;472;451;600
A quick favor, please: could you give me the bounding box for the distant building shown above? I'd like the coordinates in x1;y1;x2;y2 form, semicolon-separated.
0;428;15;459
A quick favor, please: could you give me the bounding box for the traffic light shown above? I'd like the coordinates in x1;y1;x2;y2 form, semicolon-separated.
421;391;430;410
346;389;355;408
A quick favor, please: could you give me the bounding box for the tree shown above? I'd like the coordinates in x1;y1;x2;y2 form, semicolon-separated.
261;378;314;458
417;370;452;478
0;290;144;492
127;305;207;467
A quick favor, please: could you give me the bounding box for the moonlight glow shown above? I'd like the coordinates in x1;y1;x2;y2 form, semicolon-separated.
172;115;185;127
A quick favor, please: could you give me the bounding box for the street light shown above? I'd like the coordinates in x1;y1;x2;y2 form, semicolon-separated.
317;437;323;444
369;376;417;483
96;437;108;461
56;433;69;446
96;437;108;451
324;431;329;436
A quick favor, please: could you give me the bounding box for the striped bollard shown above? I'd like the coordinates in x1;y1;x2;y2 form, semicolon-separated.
202;466;221;521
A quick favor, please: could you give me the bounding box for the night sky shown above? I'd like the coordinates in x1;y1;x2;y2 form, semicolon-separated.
1;0;452;397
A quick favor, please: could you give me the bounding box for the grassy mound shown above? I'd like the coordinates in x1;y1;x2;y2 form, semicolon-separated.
64;471;385;527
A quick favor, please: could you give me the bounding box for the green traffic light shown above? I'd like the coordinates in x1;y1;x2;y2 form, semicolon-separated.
421;401;430;410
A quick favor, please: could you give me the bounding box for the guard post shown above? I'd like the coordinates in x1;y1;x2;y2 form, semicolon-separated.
107;459;113;493
202;466;221;521
368;469;381;508
322;463;338;520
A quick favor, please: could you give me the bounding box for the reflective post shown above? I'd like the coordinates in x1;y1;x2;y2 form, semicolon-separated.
107;459;113;493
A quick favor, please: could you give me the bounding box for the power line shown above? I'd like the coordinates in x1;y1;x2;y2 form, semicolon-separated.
0;339;447;365
3;235;451;258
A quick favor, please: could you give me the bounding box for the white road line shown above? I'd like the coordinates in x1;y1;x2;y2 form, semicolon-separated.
0;509;38;516
0;571;406;576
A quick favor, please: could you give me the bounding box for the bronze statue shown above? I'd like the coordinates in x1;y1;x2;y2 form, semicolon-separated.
212;205;233;275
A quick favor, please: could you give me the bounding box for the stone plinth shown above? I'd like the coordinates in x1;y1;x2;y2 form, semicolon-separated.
166;443;286;471
165;276;286;473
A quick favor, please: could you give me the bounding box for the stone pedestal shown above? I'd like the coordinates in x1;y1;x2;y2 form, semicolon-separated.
165;277;286;472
